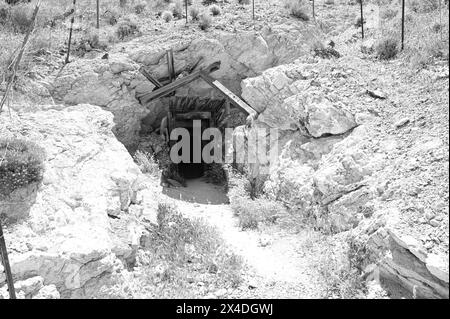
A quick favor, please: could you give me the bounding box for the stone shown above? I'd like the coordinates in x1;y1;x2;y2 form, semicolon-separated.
33;285;61;299
14;276;44;297
394;118;410;128
426;253;449;284
366;89;387;99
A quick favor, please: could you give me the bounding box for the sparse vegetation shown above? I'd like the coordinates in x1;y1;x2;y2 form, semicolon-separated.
198;12;212;30
134;1;147;14
161;10;173;22
312;235;368;299
102;201;243;298
286;0;310;21
171;1;184;19
202;0;218;6
204;163;228;186
375;37;398;60
189;6;200;20
0;138;45;197
134;150;160;177
210;4;221;16
10;3;33;33
116;19;139;40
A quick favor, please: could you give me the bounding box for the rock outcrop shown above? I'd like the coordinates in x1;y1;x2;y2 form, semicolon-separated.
236;57;449;299
52;25;322;149
0;104;159;298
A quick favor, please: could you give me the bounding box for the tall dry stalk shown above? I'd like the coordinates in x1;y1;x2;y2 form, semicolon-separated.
0;0;41;113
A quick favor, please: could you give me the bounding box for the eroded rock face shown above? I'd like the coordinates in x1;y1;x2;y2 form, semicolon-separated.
52;25;322;149
235;58;449;299
0;104;158;298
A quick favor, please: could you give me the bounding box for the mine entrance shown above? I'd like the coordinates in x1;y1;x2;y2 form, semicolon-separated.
137;57;258;183
166;96;226;180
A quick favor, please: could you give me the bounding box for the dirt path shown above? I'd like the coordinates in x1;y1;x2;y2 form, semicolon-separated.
162;178;324;298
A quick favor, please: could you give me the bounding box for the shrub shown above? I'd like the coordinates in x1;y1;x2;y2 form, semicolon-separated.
381;8;397;21
134;1;147;14
355;17;363;28
10;3;33;33
209;4;221;16
0;4;9;24
116;20;139;39
237;0;250;4
232;197;283;230
375;37;398;60
204;163;227;186
189;6;200;20
324;0;334;4
202;0;217;5
198;12;212;30
161;10;173;22
288;1;310;21
171;1;183;18
0;138;45;197
134;150;160;177
104;9;120;25
119;0;128;8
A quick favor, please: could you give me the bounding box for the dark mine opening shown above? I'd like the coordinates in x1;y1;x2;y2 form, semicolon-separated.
165;96;228;181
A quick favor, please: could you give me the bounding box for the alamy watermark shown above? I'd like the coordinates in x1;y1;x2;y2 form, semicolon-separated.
167;120;279;174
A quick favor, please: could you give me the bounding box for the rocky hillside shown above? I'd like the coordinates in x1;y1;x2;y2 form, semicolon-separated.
0;0;448;299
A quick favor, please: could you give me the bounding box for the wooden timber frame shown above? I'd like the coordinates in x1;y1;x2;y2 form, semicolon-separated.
138;60;258;122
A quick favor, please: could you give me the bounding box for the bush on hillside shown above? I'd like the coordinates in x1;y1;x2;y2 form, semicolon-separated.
162;10;173;22
198;12;212;30
171;1;183;18
10;3;33;33
116;20;139;39
287;0;310;21
210;4;221;16
202;0;217;5
375;37;398;60
189;6;200;20
134;1;147;14
134;150;160;177
0;138;45;197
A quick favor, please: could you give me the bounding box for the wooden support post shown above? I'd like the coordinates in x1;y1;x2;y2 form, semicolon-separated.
96;0;100;29
199;72;258;116
139;67;163;88
0;221;16;299
166;49;175;82
359;0;364;39
252;0;255;20
401;0;405;50
312;0;315;20
65;0;77;64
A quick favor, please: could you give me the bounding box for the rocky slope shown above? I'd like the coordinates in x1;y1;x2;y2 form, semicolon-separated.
238;52;449;298
0;104;160;298
50;24;321;150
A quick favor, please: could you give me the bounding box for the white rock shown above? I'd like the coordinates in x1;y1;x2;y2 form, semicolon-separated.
426;254;449;284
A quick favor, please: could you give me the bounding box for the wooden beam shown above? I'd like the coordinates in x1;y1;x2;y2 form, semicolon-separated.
140;72;203;104
139;67;163;88
139;62;221;104
199;72;258;116
174;112;211;120
166;49;175;82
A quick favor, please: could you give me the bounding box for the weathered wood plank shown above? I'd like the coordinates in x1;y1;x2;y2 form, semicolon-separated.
174;112;212;120
199;72;258;116
139;67;163;88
